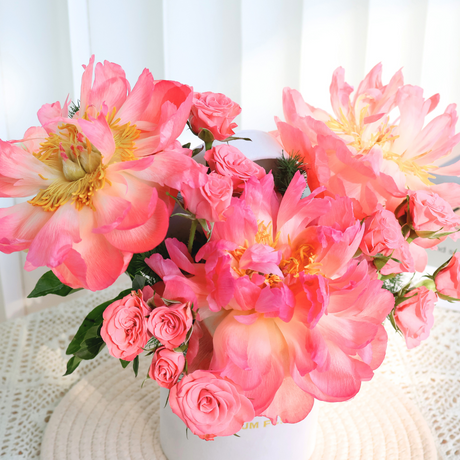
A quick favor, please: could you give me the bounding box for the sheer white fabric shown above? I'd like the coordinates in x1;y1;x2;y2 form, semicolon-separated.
1;0;459;318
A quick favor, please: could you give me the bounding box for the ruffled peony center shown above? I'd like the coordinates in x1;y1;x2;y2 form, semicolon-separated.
229;222;322;286
29;110;140;212
326;104;436;185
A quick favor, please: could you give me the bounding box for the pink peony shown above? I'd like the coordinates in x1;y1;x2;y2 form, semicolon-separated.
277;64;460;214
204;145;266;193
169;370;255;440
394;286;436;349
101;290;151;361
435;253;460;299
149;348;185;389
181;172;233;223
189;92;241;141
0;56;207;291
408;190;460;248
360;208;414;275
147;302;193;349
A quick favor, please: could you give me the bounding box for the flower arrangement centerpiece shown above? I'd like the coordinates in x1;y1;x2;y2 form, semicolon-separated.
1;58;460;459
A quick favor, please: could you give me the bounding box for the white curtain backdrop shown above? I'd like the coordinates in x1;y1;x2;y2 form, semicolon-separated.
1;0;460;320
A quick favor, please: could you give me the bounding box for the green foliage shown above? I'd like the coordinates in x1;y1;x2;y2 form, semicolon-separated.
126;244;167;284
273;152;308;195
68;100;80;118
28;270;82;298
64;288;132;375
382;274;405;294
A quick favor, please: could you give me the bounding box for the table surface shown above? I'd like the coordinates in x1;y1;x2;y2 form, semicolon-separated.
0;284;458;460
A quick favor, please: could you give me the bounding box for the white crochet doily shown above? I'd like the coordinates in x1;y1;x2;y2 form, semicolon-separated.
0;284;458;459
39;355;436;460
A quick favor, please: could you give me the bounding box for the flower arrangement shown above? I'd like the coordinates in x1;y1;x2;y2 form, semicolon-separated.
1;58;460;441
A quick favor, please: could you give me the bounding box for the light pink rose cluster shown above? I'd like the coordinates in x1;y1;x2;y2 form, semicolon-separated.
394;286;437;349
182;172;233;223
169;370;255;440
435;253;460;299
189;92;241;141
147;301;193;349
101;290;151;361
147;172;395;430
408;190;460;247
205;145;266;193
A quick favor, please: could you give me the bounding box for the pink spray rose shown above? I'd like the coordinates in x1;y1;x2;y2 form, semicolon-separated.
101;290;151;361
149;348;185;389
147;302;193;349
408;190;460;247
169;370;255;440
435;253;460;299
181;172;233;222
360;208;414;275
394;286;437;349
204;145;266;193
189;92;241;141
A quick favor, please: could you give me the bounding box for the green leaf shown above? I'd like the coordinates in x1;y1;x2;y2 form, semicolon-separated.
120;359;130;369
221;136;252;143
133;355;139;377
192;146;204;157
132;274;146;291
182;142;191;149
64;355;82;376
28;270;82;298
126;247;164;284
144;336;162;352
66;288;131;356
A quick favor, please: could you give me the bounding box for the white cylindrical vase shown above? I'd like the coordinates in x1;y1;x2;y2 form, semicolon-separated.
159;387;319;460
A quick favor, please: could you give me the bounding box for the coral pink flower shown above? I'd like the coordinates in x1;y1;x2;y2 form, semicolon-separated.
277;63;460;214
204;144;266;193
394;286;436;349
101;290;151;361
189;92;241;141
435;253;460;299
147;301;193;349
169;370;255;440
181;172;233;223
0;56;207;290
408;190;460;248
148;173;394;423
360;207;415;275
149;348;185;389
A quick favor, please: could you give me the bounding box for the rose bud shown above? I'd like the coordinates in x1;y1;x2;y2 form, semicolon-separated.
435;253;460;300
149;348;185;389
409;190;460;248
204;144;266;193
394;286;437;349
169;370;255;440
101;291;151;361
181;172;233;223
189;92;241;141
147;302;193;350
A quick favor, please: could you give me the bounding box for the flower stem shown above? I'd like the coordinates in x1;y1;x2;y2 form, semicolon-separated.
188;219;197;254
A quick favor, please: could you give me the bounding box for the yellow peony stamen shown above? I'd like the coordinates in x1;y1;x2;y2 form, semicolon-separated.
29;109;141;212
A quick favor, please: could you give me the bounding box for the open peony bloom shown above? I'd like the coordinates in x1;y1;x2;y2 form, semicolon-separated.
0;56;207;290
147;173;394;424
277;63;460;215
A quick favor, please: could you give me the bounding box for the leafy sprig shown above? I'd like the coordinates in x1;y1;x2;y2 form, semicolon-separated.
273;151;308;195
